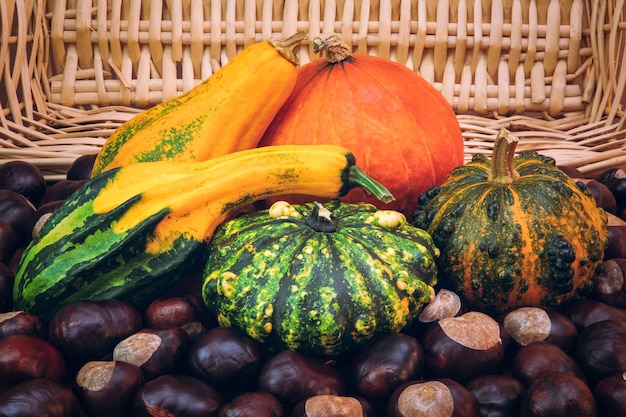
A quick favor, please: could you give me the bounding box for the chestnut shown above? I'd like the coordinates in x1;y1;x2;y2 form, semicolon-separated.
604;213;626;259
562;298;626;329
48;299;143;367
257;350;347;412
66;154;97;181
575;319;626;385
0;160;47;208
74;360;144;417
132;374;224;417
502;306;578;353
0;220;17;266
594;372;626;415
0;378;80;417
415;288;464;328
0;310;46;339
511;341;585;385
0;263;14;313
0;334;67;391
218;391;284;417
186;326;264;399
290;394;374;417
590;258;626;308
0;189;36;246
144;294;211;338
466;374;525;417
576;178;617;214
596;167;626;211
519;371;597;417
43;179;87;204
386;378;480;417
419;311;507;382
113;327;189;380
348;332;424;406
29;200;65;238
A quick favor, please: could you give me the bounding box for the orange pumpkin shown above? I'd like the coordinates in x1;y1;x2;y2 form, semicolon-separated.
259;33;464;216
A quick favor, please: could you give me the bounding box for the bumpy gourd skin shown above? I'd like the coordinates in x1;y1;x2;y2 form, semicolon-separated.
413;147;608;317
203;201;439;357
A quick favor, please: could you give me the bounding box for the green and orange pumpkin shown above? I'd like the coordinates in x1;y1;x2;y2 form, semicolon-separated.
412;129;609;317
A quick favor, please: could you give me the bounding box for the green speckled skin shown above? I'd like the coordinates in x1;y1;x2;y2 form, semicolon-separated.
412;150;608;316
202;200;439;357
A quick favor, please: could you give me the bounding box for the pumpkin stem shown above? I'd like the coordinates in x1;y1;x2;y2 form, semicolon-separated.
313;33;351;63
268;31;308;66
306;202;340;232
488;128;520;185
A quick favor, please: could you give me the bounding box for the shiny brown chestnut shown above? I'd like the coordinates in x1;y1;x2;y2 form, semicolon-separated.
113;327;189;380
186;326;264;399
419;311;507;382
132;374;224;417
604;213;626;260
0;334;67;391
75;360;144;417
596;167;626;212
575;319;626;385
0;378;80;417
257;350;347;412
144;294;211;338
218;391;284;417
562;298;626;329
66;154;97;181
0;220;17;267
466;374;526;417
43;179;87;204
0;262;14;313
0;189;36;246
520;371;597;417
0;310;46;339
0;160;47;208
576;178;617;214
48;299;143;366
386;378;480;417
502;306;578;354
511;341;585;386
348;332;424;406
594;372;626;416
290;394;374;417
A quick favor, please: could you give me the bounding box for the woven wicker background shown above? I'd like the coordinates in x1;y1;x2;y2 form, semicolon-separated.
1;0;625;181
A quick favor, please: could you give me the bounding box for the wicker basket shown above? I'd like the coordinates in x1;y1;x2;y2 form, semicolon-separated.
1;0;624;181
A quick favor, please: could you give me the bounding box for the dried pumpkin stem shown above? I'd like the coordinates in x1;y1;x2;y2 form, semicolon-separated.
269;31;308;66
313;33;352;63
488;128;520;185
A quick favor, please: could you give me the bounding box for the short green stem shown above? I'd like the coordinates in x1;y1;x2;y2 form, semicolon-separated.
348;166;395;203
488;128;520;185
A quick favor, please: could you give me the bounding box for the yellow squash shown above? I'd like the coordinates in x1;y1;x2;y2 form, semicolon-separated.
92;32;308;175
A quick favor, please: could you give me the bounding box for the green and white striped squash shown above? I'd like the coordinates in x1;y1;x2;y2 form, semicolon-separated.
202;200;439;357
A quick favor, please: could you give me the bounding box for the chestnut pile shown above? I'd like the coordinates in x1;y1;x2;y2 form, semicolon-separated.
2;159;626;417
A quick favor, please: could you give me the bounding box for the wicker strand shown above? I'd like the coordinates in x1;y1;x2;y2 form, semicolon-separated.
0;0;624;180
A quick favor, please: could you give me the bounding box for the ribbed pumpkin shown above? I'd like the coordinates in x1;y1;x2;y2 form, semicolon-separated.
412;129;609;317
202;200;439;357
258;33;464;216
